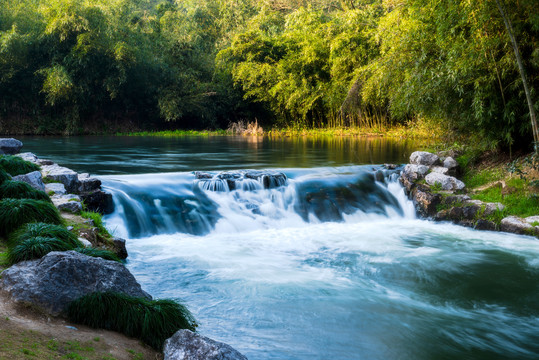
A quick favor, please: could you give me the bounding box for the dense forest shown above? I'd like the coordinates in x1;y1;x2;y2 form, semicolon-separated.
0;0;537;148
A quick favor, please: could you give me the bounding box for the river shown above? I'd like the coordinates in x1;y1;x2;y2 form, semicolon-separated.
19;136;539;359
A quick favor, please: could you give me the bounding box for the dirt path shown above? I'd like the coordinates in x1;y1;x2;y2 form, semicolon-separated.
0;291;162;360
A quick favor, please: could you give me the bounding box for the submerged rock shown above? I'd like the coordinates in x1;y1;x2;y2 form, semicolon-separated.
0;138;23;155
164;329;248;360
12;170;46;192
0;251;150;316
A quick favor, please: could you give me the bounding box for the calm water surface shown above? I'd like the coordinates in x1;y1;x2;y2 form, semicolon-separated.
18;136;539;360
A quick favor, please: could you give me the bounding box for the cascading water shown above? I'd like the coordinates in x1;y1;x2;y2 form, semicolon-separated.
101;166;539;360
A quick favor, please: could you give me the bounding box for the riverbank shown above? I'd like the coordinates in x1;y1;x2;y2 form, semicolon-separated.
401;149;539;235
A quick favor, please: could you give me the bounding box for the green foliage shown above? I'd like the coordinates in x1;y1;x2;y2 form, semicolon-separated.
0;199;62;237
7;236;75;264
461;169;505;189
67;292;197;350
0;168;11;185
80;210;109;237
0;156;40;176
74;247;120;262
0;180;51;202
9;222;82;248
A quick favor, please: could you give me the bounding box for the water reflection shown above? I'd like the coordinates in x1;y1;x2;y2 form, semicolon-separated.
18;135;429;175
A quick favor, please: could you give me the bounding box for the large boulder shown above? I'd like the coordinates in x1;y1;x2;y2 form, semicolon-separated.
425;172;465;191
412;185;442;217
78;174;102;193
164;330;248;360
402;164;429;181
409;151;439;166
12;171;46;192
0;251;150;316
501;216;536;235
80;190;114;214
0;138;23;155
41;164;80;193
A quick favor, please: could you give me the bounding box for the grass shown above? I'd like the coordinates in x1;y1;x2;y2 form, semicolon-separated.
0;199;63;238
461;168;505;189
74;247;121;262
9;222;82;248
0;180;51;202
0;328;152;360
0;155;40;176
7;236;76;264
470;177;539;218
117;129;228;137
67;292;197;350
0;241;9;271
0;168;11;185
80;211;110;238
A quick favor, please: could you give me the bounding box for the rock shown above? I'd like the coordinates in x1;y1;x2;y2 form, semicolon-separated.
465;199;483;206
244;171;287;189
41;164;80;193
443;195;470;205
194;172;213;179
443;156;459;175
483;202;505;216
399;174;415;194
409;151;439;166
412;186;442;217
38;159;54;166
113;237;128;259
425;173;465;191
403;164;429;181
78;177;101;193
79;190;114;214
78;238;92;247
501;216;535;235
383;164;398;170
374;170;385;182
79;228;98;244
197;171;287;191
0;138;23;155
12;171;46;192
16;152;38;163
163;329;247;360
52;194;82;213
435;205;480;221
0;251;151;316
57;201;83;214
431;167;449;175
45;182;67;195
474;219;497;231
525;216;539;225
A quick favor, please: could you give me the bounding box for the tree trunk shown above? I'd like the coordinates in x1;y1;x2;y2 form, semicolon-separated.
495;0;539;150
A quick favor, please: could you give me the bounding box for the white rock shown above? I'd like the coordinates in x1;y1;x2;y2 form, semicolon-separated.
425;172;465;191
443;156;458;169
501;216;534;235
403;164;429;180
15;152;38;163
431;166;449;175
45;182;66;195
484;202;505;216
164;329;247;360
12;171;46;192
409;151;439;166
41;164;80;193
0;138;23;155
78;238;92;247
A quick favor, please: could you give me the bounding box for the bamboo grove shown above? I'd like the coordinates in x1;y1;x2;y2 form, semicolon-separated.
0;0;537;148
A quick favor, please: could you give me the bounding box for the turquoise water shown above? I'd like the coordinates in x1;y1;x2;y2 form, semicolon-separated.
20;136;539;359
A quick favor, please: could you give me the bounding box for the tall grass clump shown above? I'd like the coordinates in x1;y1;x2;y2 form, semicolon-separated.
74;247;121;262
0;168;11;185
9;222;81;248
0;155;40;176
80;210;110;237
7;236;75;264
67;292;197;350
0;180;51;202
0;199;62;237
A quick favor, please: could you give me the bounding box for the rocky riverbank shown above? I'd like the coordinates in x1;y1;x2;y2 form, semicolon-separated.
0;138;248;360
400;150;539;236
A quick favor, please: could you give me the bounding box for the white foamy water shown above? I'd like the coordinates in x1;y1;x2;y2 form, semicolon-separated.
102;166;539;360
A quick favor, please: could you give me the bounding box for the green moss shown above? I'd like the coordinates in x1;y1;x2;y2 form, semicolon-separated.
67;292;197;350
74;247;121;262
0;155;40;176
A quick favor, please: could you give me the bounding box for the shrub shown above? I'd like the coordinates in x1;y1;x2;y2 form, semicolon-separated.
8;236;75;264
0;199;62;237
0;180;51;202
9;222;82;248
0;168;11;185
67;292;197;350
74;247;121;262
0;155;40;176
